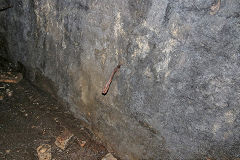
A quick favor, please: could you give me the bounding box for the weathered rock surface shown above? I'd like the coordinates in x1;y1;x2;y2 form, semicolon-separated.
1;0;240;159
0;1;10;59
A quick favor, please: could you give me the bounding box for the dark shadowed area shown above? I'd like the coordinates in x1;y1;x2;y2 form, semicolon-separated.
0;58;109;160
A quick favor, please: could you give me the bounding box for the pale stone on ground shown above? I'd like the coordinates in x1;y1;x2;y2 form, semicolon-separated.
55;128;74;150
37;144;51;160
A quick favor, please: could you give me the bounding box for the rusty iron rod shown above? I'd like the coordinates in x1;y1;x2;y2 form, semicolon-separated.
102;64;121;95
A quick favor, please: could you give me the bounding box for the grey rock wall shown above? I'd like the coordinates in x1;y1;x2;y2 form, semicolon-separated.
0;0;10;58
3;0;240;159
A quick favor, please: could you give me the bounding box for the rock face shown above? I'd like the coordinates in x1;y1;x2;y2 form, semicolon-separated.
0;1;9;59
1;0;240;159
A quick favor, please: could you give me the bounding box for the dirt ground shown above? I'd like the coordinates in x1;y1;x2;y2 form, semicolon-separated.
0;58;111;160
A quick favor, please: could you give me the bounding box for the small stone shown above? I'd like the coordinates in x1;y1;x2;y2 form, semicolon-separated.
42;129;46;135
39;147;47;153
24;113;28;117
54;117;59;122
102;153;117;160
78;140;86;147
0;85;5;89
5;150;10;154
6;89;13;97
55;128;74;150
31;125;37;128
8;91;13;97
20;108;25;112
37;144;51;160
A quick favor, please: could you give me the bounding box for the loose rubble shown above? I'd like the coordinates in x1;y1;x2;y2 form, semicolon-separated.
5;150;10;154
55;128;74;150
6;88;13;97
0;72;23;83
0;58;109;159
37;144;51;160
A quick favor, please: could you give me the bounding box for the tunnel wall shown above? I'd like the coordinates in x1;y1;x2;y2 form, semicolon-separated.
0;1;10;59
3;0;240;159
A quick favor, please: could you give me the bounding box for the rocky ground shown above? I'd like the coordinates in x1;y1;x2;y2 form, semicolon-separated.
0;58;117;160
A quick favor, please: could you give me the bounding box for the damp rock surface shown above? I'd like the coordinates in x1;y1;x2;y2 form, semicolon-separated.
1;0;240;159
